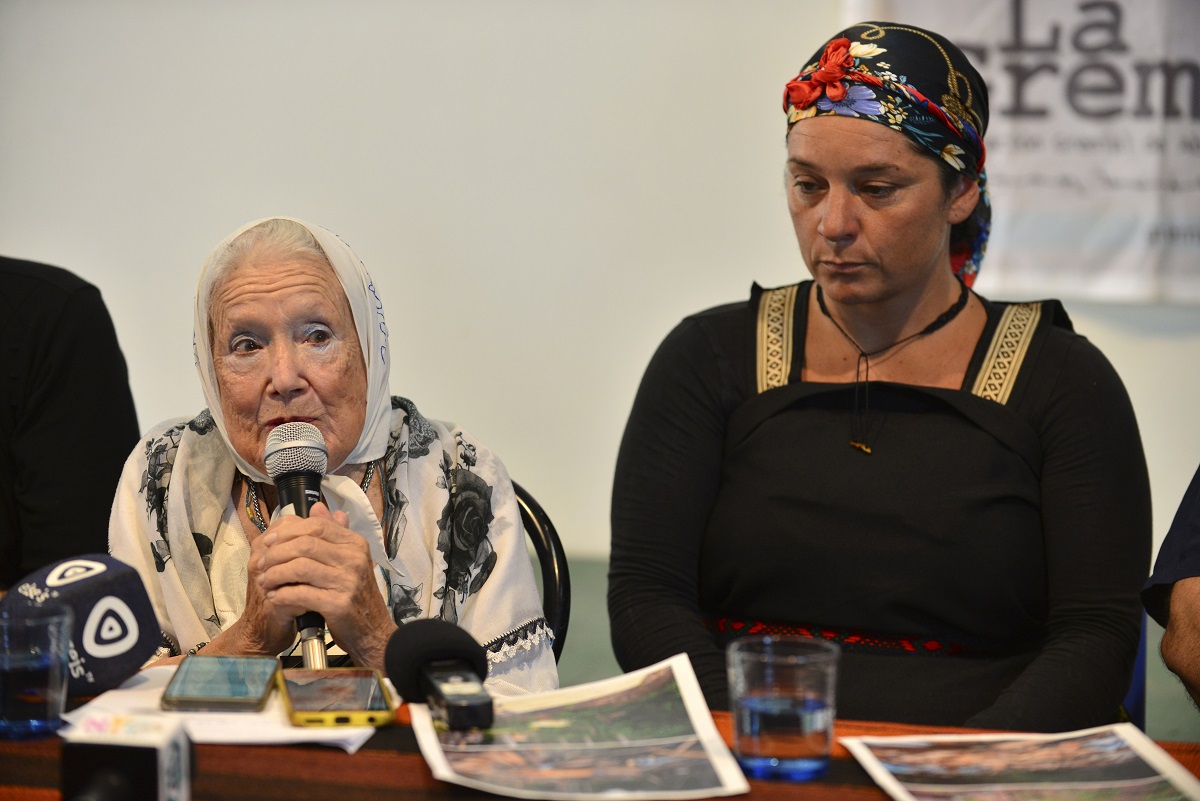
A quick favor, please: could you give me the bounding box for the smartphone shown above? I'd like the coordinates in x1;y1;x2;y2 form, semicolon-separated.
278;668;396;727
160;655;280;712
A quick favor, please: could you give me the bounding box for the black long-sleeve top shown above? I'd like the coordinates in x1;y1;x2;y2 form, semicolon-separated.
1;257;140;587
609;282;1150;732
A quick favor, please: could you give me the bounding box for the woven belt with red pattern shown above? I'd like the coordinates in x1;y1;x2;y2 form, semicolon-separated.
705;616;969;656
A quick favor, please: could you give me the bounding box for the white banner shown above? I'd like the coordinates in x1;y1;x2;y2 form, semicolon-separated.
850;0;1200;302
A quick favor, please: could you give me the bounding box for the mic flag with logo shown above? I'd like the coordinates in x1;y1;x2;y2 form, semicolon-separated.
0;554;159;697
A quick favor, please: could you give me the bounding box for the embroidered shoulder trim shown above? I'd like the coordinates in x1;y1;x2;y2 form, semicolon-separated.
483;617;553;664
756;284;799;393
971;302;1042;404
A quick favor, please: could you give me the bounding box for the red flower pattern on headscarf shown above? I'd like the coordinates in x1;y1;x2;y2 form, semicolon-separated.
784;37;854;110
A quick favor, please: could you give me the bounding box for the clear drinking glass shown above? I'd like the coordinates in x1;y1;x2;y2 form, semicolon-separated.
727;635;839;781
0;604;73;739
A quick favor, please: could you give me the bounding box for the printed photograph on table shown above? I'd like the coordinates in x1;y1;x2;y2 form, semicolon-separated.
411;654;748;800
842;724;1200;801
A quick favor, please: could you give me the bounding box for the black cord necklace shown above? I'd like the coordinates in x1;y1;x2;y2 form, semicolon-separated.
815;280;970;454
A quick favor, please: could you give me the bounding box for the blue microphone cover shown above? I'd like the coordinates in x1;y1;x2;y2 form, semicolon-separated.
0;554;159;697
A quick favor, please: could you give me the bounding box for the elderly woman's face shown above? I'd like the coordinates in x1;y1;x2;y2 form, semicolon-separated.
785;115;977;307
210;256;367;475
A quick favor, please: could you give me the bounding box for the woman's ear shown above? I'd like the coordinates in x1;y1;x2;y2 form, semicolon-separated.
947;175;980;225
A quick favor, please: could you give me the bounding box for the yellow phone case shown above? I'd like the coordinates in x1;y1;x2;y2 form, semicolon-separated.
278;667;397;727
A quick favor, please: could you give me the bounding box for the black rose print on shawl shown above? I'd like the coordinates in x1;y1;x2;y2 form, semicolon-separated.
381;427;408;561
386;567;423;624
394;396;437;458
382;396;437;561
381;397;441;621
193;532;214;574
140;410;217;573
142;422;185;538
150;540;172;574
187;409;216;436
434;435;498;624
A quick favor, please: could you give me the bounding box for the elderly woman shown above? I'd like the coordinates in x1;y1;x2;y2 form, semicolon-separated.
111;217;557;695
609;22;1150;730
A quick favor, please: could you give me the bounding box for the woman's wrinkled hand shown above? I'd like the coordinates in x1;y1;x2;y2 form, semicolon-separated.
218;523;310;659
254;502;396;670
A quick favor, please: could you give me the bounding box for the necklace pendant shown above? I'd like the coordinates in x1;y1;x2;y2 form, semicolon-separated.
850;441;873;455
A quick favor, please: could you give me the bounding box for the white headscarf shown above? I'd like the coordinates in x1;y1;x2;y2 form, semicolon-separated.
192;217;392;483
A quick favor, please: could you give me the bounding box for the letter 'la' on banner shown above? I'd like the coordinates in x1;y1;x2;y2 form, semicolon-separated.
843;0;1200;302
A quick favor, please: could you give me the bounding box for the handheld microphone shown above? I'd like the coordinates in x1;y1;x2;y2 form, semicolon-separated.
0;554;158;698
264;421;328;669
61;712;191;801
384;618;494;731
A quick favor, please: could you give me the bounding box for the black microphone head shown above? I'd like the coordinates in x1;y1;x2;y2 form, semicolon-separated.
0;554;158;697
384;618;489;702
264;422;328;480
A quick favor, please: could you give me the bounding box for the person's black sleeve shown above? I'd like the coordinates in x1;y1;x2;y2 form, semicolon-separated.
608;311;744;708
9;284;140;579
1142;464;1200;627
966;336;1151;731
1141;464;1200;706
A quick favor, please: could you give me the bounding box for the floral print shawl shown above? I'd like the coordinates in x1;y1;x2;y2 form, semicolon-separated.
109;398;558;696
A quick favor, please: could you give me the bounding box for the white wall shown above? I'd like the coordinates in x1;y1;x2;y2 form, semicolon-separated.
2;1;1197;563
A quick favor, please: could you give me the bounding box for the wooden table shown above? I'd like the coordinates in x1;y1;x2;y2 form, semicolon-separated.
6;713;1200;800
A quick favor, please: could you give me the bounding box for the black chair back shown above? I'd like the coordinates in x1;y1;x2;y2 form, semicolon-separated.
513;481;570;662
